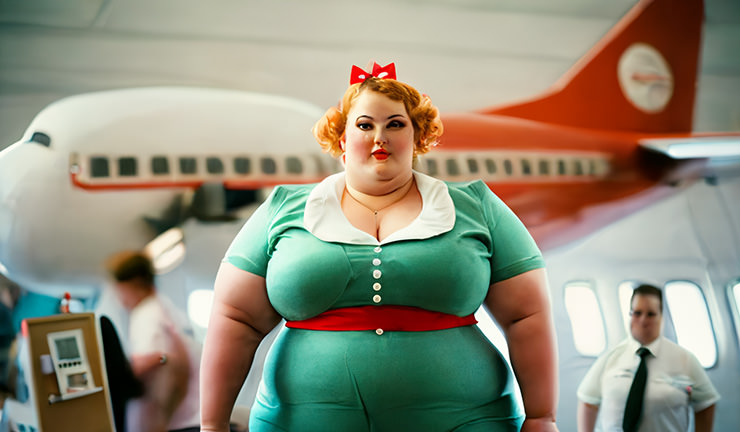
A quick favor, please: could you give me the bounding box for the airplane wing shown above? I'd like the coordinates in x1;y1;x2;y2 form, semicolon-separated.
639;135;740;159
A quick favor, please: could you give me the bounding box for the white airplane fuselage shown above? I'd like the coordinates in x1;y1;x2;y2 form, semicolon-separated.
0;87;328;295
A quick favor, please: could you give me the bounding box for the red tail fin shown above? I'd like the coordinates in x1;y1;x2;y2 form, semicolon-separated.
482;0;704;133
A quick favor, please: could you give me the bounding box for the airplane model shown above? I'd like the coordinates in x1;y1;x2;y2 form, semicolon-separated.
0;0;738;430
0;88;333;297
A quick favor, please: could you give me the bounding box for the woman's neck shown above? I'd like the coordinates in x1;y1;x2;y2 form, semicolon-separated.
344;175;414;213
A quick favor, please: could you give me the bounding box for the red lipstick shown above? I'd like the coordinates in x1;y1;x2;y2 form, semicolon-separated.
372;149;389;160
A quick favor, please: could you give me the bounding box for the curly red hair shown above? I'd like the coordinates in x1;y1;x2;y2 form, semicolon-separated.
312;77;444;157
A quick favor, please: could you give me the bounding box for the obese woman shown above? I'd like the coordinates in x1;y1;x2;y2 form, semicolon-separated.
200;62;559;432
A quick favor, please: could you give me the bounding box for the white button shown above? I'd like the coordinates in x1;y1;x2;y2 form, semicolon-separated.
375;328;384;335
373;269;382;279
372;294;381;303
374;246;382;253
373;282;381;291
372;258;381;266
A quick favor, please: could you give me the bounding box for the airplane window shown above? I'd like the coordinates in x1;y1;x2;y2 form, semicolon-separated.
151;156;169;175
588;159;597;175
118;157;137;177
665;281;717;368
446;159;460;176
557;160;566;175
521;159;532;175
285;156;303;174
90;157;109;178
485;159;496;174
466;158;479;174
538;160;549;175
187;289;214;332
30;131;51;147
179;157;197;174
234;157;251;174
425;158;438;176
206;157;224;174
731;281;740;345
261;158;277;174
574;159;584;175
618;282;635;335
503;159;513;176
564;282;606;356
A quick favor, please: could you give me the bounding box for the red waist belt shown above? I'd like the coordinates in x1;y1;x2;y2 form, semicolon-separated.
285;305;478;331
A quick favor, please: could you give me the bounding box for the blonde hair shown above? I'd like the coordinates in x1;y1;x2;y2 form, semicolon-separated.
312;78;444;157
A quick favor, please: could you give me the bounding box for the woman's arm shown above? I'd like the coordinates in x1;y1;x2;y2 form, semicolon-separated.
577;401;599;432
484;268;559;432
199;262;281;432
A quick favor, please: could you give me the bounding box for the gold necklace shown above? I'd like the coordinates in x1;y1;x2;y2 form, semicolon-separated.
344;179;414;238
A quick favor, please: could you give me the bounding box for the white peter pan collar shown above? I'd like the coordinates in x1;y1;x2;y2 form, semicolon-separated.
304;171;455;245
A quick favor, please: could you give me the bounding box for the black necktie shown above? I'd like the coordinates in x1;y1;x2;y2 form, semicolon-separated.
623;347;651;432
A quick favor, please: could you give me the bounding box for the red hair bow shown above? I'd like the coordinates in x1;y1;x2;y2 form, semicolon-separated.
349;62;397;84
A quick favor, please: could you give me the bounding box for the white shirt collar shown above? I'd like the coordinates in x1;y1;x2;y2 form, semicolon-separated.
628;336;663;357
304;170;455;245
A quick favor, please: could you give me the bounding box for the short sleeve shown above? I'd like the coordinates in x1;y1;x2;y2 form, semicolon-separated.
471;181;545;283
128;299;168;356
685;351;720;411
222;187;284;277
577;352;609;406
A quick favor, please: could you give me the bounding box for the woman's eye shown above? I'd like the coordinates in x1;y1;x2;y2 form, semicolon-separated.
388;120;406;128
357;122;373;131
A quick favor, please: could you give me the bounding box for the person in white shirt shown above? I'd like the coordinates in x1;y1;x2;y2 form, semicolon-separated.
107;250;201;432
577;284;719;432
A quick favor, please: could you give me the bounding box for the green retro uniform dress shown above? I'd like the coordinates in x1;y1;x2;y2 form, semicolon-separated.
224;171;545;432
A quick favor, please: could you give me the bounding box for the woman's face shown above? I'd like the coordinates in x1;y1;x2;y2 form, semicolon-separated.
343;90;415;192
